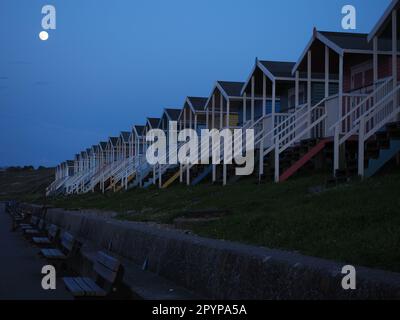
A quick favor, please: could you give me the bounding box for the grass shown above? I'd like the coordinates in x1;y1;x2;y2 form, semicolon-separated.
0;168;54;202
44;171;400;273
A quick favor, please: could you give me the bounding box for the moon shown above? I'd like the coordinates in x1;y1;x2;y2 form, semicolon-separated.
39;31;49;41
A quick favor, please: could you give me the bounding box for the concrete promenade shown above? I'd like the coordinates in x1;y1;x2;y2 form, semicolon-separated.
0;203;71;300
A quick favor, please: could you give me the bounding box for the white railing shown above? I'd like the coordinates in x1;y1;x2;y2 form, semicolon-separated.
83;161;117;193
259;99;328;182
119;156;139;189
67;167;96;194
357;83;400;176
110;156;138;190
331;77;394;174
176;113;292;186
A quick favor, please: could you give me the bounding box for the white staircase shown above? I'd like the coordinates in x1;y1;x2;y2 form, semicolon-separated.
331;77;399;176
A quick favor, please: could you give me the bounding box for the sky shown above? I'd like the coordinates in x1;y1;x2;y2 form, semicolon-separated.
0;0;391;167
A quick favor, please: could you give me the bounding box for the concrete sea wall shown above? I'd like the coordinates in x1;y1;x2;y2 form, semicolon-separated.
40;207;400;300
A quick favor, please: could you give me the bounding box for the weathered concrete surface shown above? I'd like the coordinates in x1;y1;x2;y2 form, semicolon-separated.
44;207;400;300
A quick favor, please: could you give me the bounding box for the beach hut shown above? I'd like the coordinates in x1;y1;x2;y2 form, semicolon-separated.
203;81;246;185
178;97;208;133
286;28;398;181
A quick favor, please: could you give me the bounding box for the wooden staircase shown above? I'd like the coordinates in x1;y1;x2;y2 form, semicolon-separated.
279;139;331;182
161;170;181;188
331;121;400;182
364;122;400;177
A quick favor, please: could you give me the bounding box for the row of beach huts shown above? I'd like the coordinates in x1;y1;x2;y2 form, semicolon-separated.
47;0;400;196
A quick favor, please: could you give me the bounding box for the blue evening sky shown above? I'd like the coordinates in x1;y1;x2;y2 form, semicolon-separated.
0;0;391;167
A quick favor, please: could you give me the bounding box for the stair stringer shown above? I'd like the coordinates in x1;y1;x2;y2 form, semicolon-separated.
279;139;331;182
191;165;213;186
365;139;400;177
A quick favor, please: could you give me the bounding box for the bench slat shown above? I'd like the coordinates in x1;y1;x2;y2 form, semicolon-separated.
63;278;85;297
32;237;51;244
41;248;65;259
75;277;106;297
97;251;120;272
61;232;74;252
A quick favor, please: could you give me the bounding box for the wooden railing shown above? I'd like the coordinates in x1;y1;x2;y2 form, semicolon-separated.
331;77;394;173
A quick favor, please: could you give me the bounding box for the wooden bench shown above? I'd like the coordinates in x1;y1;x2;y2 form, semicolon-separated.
63;251;124;298
20;215;40;231
32;224;59;246
19;206;46;229
23;218;48;238
40;231;80;261
7;202;32;231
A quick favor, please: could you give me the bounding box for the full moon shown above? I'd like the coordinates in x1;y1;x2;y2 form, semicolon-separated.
39;31;49;41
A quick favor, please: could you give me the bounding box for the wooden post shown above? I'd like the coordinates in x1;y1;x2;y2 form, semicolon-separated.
307;50;312;136
392;10;398;120
262;74;267;117
223;163;227;186
274;138;279;183
189;107;193;130
224;100;230;186
334;54;344;174
333;125;339;175
186;164;190;186
393;10;398;88
243;92;247;124
373;36;378;85
212;94;216;182
325;46;329;98
272;80;276;128
260;74;267;178
251;76;255;123
226;100;230;129
159;165;162;188
184;107;187;129
220;94;223;129
358;116;365;178
212;94;215;129
295;71;299;108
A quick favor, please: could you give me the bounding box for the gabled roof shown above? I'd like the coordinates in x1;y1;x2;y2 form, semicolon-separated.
368;0;399;41
164;108;181;121
187;97;208;111
108;137;118;147
217;81;244;97
241;59;296;95
259;60;296;78
120;131;130;143
147;118;160;128
205;81;245;109
292;29;373;74
320;31;372;51
133;125;145;136
99;142;107;150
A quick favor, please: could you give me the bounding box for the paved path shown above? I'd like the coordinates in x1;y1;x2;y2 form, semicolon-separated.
0;203;71;300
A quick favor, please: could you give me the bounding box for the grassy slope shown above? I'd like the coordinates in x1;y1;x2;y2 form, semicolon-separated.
0;168;54;202
48;171;400;273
